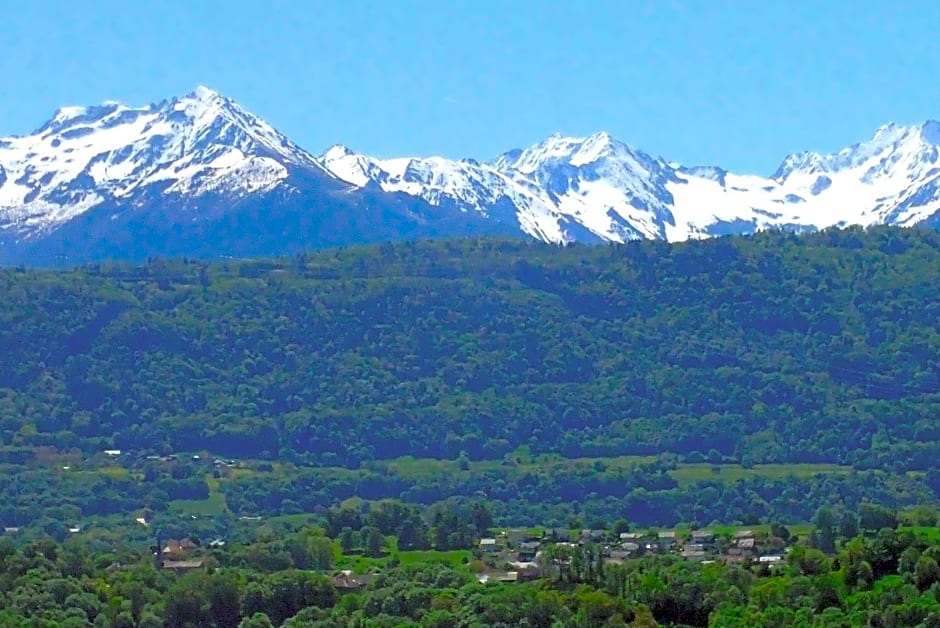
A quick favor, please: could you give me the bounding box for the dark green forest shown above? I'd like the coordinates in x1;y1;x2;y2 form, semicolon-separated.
1;226;938;467
2;226;940;626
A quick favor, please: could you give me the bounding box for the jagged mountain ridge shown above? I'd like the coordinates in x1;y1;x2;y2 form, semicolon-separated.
1;86;938;265
320;123;940;243
0;87;510;265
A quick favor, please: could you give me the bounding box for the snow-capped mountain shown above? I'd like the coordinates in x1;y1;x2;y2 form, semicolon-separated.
1;86;938;266
0;86;321;234
319;122;940;244
0;87;507;265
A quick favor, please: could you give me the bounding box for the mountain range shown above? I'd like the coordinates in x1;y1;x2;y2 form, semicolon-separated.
1;86;938;265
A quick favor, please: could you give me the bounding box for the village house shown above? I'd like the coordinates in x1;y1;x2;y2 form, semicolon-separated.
579;529;606;544
162;538;198;558
722;530;758;564
692;530;716;547
543;528;570;542
504;529;532;547
160;559;204;572
153;538;203;571
479;538;499;553
681;543;707;560
723;547;750;564
333;570;373;591
607;549;633;563
508;561;541;581
657;531;677;551
516;540;541;561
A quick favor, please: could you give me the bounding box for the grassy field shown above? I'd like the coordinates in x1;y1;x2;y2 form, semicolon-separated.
707;523;814;539
903;526;940;542
669;463;853;488
395;549;472;568
380;454;658;480
379;455;854;488
334;536;471;572
169;474;228;516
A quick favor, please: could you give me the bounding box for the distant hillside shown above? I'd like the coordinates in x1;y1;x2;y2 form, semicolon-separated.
0;226;938;471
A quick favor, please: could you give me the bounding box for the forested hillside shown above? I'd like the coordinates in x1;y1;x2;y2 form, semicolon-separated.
0;226;938;470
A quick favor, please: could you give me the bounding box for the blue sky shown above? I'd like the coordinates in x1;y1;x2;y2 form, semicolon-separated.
1;0;937;173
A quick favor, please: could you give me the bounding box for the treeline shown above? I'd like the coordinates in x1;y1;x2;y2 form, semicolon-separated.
3;451;936;531
0;226;939;469
222;461;937;529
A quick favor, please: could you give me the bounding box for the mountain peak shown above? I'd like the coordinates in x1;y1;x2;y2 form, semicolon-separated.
573;131;629;164
585;130;613;143
0;87;323;234
772;120;940;181
860;120;940;152
490;131;623;174
867;121;911;150
187;85;221;101
320;144;355;161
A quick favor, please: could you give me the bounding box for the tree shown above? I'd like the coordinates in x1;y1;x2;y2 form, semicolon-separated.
915;556;940;592
632;604;659;627
339;528;357;554
207;571;242;628
859;503;899;533
812;507;837;553
164;573;211;628
469;501;493;536
361;526;384;558
837;511;859;540
900;505;938;528
789;546;830;576
241;572;335;626
125;582;147;627
308;536;334;571
238;613;274;628
899;546;921;577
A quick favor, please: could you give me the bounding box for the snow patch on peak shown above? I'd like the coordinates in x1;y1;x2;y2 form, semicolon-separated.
316;146;376;187
51;106;89;123
873;121;903;140
36;102;127;136
570;132;626;167
320;144;355;161
680;165;728;186
188;85;221;101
